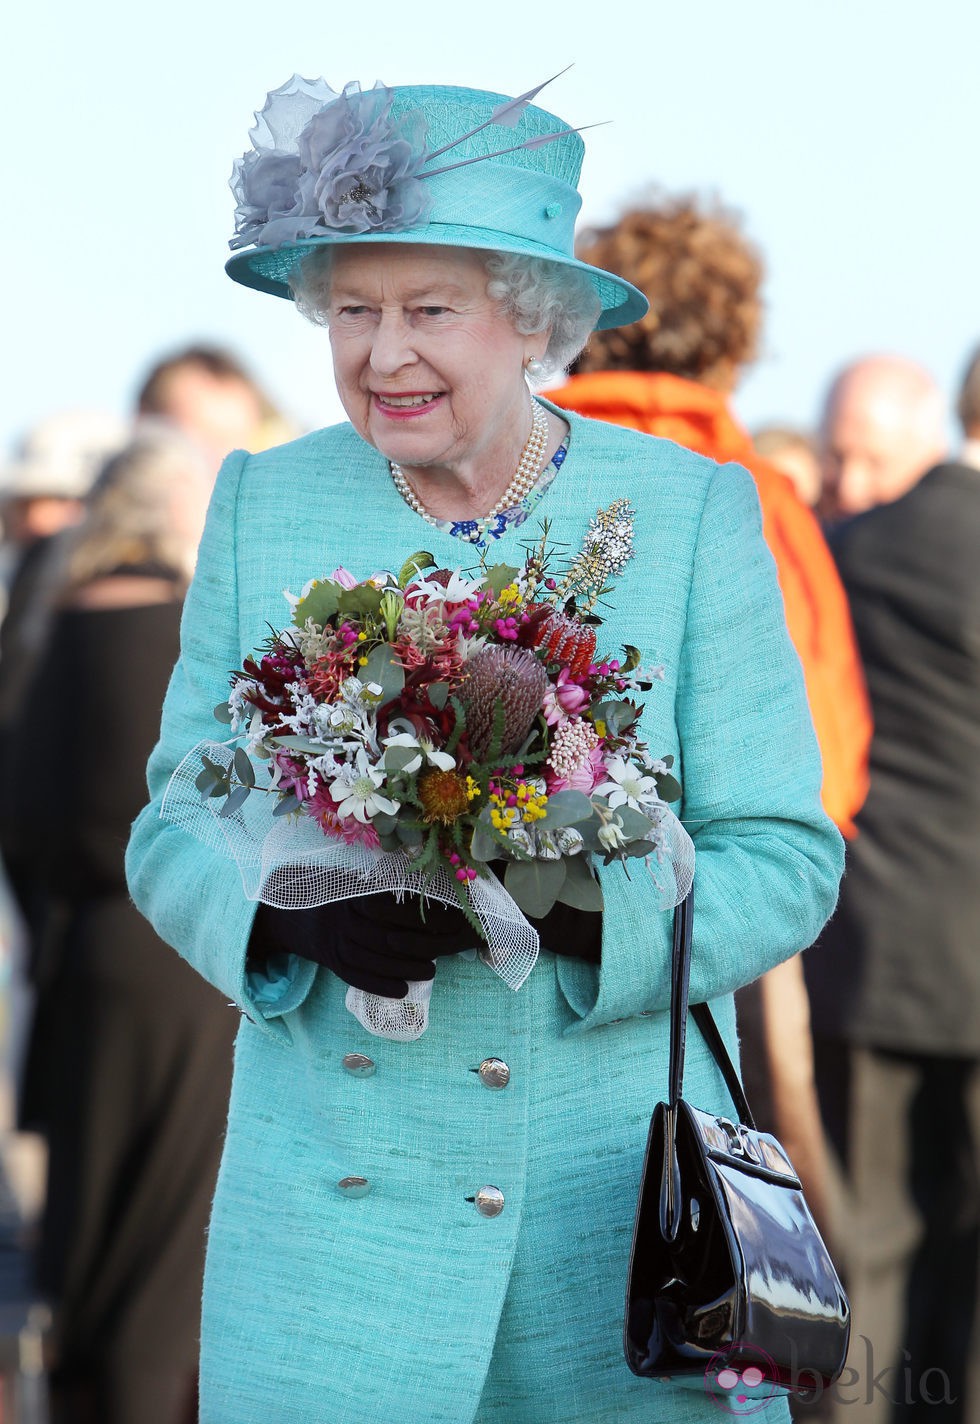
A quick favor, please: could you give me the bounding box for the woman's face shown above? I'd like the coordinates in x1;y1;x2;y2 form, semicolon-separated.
326;244;546;476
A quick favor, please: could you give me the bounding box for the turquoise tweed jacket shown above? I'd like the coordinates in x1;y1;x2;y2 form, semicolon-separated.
126;407;842;1423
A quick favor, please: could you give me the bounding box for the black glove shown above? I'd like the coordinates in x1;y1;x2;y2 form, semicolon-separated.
528;900;602;966
248;893;480;1000
249;891;602;1001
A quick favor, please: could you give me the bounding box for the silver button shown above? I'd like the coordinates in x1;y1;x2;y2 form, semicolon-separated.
337;1176;372;1198
473;1185;505;1217
476;1057;510;1090
342;1052;376;1077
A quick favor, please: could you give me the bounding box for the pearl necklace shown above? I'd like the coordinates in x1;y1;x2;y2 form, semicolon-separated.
389;400;550;535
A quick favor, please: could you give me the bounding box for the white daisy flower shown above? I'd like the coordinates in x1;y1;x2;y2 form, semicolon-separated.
595;756;662;811
383;731;456;775
328;750;399;824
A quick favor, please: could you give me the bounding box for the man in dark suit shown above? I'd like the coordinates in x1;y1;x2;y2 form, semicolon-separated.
807;348;980;1420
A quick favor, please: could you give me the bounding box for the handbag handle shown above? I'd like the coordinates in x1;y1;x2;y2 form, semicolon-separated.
667;886;754;1127
661;885;758;1241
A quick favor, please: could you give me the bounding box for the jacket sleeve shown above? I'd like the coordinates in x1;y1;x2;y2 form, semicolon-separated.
556;461;844;1031
125;451;317;1045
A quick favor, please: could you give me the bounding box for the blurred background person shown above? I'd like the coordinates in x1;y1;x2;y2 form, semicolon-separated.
0;412;129;1221
818;354;947;524
754;423;823;507
0;428;237;1424
547;193;872;1228
806;346;980;1421
0;410;128;721
958;344;980;471
134;342;297;471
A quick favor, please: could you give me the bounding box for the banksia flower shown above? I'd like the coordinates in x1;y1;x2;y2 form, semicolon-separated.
417;769;471;824
459;646;548;760
530;612;597;679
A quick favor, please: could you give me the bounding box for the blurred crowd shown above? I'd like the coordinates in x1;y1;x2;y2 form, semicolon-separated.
0;196;977;1423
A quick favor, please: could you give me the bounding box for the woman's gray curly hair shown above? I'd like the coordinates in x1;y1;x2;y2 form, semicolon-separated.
289;248;599;380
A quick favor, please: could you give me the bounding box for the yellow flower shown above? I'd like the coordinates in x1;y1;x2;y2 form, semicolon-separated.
417;769;471;825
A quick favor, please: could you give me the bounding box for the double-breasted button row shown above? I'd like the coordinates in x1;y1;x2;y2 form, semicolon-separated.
339;1051;508;1214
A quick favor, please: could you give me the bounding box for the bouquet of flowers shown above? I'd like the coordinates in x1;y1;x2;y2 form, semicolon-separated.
163;502;693;1038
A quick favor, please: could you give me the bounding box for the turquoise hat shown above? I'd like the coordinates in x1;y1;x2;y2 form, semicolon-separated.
225;75;648;331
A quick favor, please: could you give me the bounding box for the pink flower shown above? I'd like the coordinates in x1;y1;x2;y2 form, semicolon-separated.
545;745;605;796
275;754;309;803
308;784;382;849
328;566;359;589
542;667;589;726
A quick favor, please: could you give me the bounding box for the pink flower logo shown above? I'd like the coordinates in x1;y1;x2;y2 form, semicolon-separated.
703;1346;780;1414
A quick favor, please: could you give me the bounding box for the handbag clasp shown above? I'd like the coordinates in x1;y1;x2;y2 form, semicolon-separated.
716;1117;760;1164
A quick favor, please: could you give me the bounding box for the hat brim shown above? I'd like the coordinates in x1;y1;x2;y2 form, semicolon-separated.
225;227;647;332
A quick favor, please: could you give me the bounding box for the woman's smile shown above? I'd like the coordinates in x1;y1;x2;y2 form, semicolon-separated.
372;391;447;420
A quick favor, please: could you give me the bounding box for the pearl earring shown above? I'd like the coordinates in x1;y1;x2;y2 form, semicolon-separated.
525;356;546;383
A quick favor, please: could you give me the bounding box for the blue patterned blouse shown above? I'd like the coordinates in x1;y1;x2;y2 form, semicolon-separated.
436;438;570;550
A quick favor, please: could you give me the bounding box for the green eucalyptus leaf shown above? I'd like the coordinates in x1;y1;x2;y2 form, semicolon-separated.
556;853;605;911
384;745;420;774
591;700;638;737
469;819;501;862
371;811;400;836
195;764;219;794
337;584;384;620
207;775;232;799
273;793;303;818
613;806;657;841
504;857;567;918
213;701;234;724
294;581;340;630
396;821;424;847
655;771;682;803
271;734;327;755
574;820;604;855
540;789;594;828
220;784;252;818
483;563;521;597
398;551;436;587
358;643;405;702
428;682;450;711
233;746;256;789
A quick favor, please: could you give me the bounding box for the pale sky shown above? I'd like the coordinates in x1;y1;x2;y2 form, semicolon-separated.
5;0;978;454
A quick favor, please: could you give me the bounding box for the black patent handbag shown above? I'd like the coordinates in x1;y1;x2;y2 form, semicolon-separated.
624;887;851;1393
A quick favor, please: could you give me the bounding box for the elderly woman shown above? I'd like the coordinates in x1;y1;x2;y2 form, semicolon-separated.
126;77;843;1424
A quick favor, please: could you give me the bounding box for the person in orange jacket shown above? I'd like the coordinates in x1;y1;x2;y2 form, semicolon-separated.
548;195;872;1231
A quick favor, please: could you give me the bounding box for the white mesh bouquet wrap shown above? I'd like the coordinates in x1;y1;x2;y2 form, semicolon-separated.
161;739;693;1039
160;502;697;1040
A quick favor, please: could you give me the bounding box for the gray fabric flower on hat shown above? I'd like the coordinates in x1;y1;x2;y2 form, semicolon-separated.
230;75;340;251
229;77;431;250
296;85;431;235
